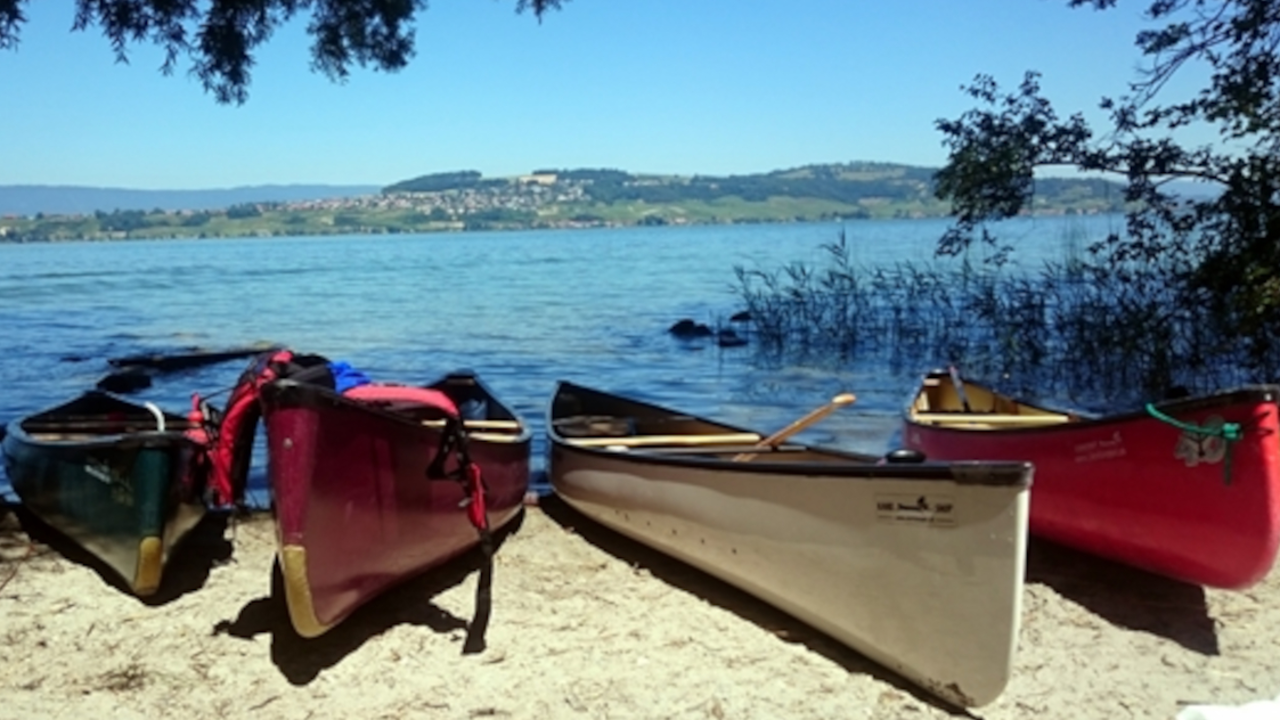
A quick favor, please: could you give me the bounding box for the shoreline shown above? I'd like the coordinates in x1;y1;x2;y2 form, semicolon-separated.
1;496;1278;719
0;207;1118;245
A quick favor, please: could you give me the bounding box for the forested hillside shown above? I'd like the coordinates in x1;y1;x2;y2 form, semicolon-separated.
385;162;1123;219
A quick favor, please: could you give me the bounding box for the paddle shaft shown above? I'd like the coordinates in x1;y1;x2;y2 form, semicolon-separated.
947;366;973;413
733;392;856;461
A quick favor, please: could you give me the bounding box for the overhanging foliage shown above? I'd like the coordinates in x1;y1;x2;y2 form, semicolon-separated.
0;0;566;103
936;0;1280;368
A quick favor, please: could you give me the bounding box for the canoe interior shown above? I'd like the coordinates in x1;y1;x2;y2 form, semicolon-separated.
428;372;528;441
551;385;752;438
17;391;197;442
550;382;880;464
550;382;1034;490
908;372;1074;430
335;371;527;427
275;371;531;443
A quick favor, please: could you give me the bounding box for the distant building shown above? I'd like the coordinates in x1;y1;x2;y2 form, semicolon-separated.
518;173;558;186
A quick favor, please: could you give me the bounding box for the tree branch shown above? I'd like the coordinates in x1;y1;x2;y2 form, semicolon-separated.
7;0;569;103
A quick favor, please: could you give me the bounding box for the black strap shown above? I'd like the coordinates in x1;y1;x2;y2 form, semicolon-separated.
424;416;496;655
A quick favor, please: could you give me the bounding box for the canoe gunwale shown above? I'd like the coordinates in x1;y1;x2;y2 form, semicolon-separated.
6;390;198;449
549;381;1032;488
264;377;532;443
549;435;1032;487
7;424;201;451
907;372;1280;432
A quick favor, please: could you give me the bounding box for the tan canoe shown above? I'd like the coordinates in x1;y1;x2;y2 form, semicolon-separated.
546;381;1033;708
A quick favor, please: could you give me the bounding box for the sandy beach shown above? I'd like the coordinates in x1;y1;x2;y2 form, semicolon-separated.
1;495;1277;720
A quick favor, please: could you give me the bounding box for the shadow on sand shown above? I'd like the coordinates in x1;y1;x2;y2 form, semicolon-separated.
1;502;234;604
537;494;981;718
213;509;525;686
1024;536;1218;655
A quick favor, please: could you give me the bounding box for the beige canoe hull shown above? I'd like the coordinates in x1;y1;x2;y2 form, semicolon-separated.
549;445;1030;708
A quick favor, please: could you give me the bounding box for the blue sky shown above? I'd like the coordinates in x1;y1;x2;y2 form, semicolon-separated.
0;0;1191;189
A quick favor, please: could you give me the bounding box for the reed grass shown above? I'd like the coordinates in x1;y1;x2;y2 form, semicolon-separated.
732;227;1279;409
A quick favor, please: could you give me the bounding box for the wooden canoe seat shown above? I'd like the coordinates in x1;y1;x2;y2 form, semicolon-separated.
28;432;116;442
420;419;523;431
912;412;1071;427
463;430;527;443
24;424;190;439
566;432;763;448
23;421;182;433
629;443;807;456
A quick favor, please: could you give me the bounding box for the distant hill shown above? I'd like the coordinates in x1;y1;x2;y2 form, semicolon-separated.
0;163;1131;243
0;184;381;216
381;163;1126;217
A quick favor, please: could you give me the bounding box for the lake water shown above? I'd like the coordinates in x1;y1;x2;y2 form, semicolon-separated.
0;214;1116;501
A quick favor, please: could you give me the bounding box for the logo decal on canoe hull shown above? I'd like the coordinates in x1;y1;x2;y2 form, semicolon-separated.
1174;415;1229;467
85;458;135;507
875;494;955;527
1073;431;1126;463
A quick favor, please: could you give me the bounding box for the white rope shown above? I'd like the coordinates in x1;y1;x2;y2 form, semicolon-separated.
143;402;166;432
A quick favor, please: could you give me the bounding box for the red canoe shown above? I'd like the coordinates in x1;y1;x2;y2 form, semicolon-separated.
211;352;530;637
903;370;1280;589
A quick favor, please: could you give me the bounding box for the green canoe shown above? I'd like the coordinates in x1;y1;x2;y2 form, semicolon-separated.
2;392;208;596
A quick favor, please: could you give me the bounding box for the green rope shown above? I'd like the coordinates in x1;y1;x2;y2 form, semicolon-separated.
1145;403;1242;486
1144;404;1243;440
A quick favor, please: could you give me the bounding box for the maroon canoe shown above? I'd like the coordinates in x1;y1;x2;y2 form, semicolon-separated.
207;351;530;638
903;370;1280;589
262;371;528;637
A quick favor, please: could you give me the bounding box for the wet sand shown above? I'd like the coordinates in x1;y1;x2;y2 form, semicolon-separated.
0;497;1277;720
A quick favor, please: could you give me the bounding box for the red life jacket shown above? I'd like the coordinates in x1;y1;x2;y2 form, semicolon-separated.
340;382;484;528
191;349;474;516
343;383;458;415
192;349;298;507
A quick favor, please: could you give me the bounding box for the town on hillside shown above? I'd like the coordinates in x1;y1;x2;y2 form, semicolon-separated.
0;163;1125;242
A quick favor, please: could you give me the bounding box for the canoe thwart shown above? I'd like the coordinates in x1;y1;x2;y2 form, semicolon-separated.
628;443;808;456
911;412;1071;427
419;418;523;430
566;432;763;448
462;431;528;443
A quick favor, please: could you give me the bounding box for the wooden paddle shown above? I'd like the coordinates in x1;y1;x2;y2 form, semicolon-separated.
947;365;973;413
733;392;856;461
